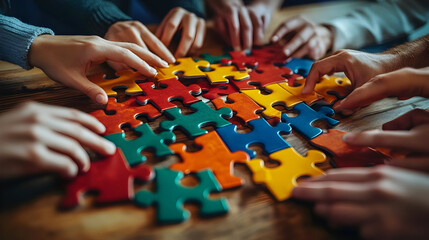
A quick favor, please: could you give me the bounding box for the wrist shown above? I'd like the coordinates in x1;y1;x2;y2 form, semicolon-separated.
28;34;52;68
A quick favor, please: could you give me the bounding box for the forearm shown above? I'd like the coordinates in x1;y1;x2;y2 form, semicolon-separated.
382;35;429;71
0;15;54;69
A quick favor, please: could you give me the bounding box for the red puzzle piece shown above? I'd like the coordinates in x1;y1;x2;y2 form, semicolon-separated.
170;131;249;189
90;96;161;135
251;45;289;64
311;129;390;168
221;50;259;71
194;78;238;100
212;93;263;123
61;148;154;208
232;63;293;90
136;78;202;111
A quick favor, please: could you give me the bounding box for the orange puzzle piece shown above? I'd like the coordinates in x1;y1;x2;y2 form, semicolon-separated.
169;131;249;189
156;57;210;80
314;76;353;104
90;69;146;96
211;93;263;123
310;129;390;167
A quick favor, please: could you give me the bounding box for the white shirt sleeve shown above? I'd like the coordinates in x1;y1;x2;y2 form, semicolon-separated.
324;0;429;50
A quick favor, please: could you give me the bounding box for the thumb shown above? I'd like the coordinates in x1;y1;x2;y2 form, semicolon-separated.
69;73;108;105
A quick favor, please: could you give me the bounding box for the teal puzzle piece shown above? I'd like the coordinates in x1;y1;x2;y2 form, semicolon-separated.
200;52;231;64
160;101;233;139
135;168;229;224
104;123;175;166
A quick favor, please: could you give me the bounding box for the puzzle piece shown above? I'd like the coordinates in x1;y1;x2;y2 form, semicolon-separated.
281;102;339;140
314;76;353;104
170;131;249;189
311;129;389;167
203;63;249;84
62;148;153;208
285;73;304;87
242;83;302;118
221;50;258;71
90;97;161;135
278;81;323;106
135;168;229;223
89;69;145;96
200;52;231;64
283;58;314;77
161;101;232;138
104;123;175;166
231;64;293;90
216;118;291;158
251;45;289;64
212;93;263;123
247;147;325;201
136;78;201;111
194;78;238;100
156;57;210;80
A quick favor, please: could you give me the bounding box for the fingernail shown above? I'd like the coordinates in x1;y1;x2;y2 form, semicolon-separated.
272;35;279;42
284;48;291;57
170;57;176;63
98;123;106;133
161;60;168;67
106;141;116;155
342;132;357;143
95;94;106;105
340;109;354;116
149;67;157;75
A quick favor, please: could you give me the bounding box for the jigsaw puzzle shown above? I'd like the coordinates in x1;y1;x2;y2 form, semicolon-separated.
281;102;339;140
61;148;153;208
194;78;238;100
247;147;325;201
104;123;175;166
203;63;249;84
311;129;389;167
90;97;161;135
200;52;231;64
156;57;210;80
212;93;263;124
170;131;249;189
232;64;293;90
135;168;229;223
160;101;232;138
90;69;145;96
221;50;258;71
313;76;353;104
216;118;292;158
278;81;323;106
283;58;314;77
136;78;201;111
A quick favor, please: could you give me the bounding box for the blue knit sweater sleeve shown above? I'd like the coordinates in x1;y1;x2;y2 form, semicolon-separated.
0;14;54;69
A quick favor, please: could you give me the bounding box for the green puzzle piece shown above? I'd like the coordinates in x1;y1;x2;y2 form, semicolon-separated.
104;123;175;166
135;168;229;224
160;101;232;139
199;52;231;64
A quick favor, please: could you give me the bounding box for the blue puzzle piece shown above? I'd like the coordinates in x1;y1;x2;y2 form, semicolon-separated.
281;102;339;140
284;58;314;77
135;168;229;224
216;118;292;158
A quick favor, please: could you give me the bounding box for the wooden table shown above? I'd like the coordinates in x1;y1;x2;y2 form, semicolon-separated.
1;1;428;239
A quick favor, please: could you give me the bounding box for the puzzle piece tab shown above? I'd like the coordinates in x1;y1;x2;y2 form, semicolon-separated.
62;148;153;208
156;57;210;80
136;78;201;112
281;102;339;140
89;69;145;96
194;78;238;100
135;168;229;223
247;147;325;201
104;123;175;166
160;101;232;139
284;58;314;77
221;50;258;71
90;97;161;135
311;129;389;167
212;93;263;123
314;76;353;104
170;131;249;189
216;118;292;158
242;83;302;118
203;63;249;84
278;81;323;106
232;64;293;90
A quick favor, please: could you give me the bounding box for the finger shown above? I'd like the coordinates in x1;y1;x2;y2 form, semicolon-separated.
114;42;168;68
158;9;185;48
107;61;128;72
189;18;206;54
139;24;176;64
315;203;373;226
292;182;375;202
215;17;230;44
289;43;310;59
271;17;306;43
34;144;79;178
305;167;383;183
343;129;429;153
282;25;315;57
175;13;198;58
249;10;264;46
226;7;241;51
387;157;429;172
238;7;253;50
307;37;324;60
155;8;176;37
382;109;429;130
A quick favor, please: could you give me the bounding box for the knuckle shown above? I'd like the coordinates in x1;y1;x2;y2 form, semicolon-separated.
28;125;42;140
70;109;83;120
166;21;179;30
28;143;44;163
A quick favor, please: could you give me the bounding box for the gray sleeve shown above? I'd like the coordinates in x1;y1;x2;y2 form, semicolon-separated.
324;0;429;50
0;14;54;69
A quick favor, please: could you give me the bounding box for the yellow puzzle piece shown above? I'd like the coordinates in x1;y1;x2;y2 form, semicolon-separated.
247;147;326;201
204;64;249;84
242;83;302;118
89;69;145;96
314;76;352;104
156;57;210;80
278;81;323;105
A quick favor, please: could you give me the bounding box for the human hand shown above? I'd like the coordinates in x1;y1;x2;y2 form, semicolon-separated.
342;108;429;172
104;20;176;70
207;0;275;50
28;35;168;105
271;16;333;60
292;166;429;239
155;7;206;58
0;102;116;179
